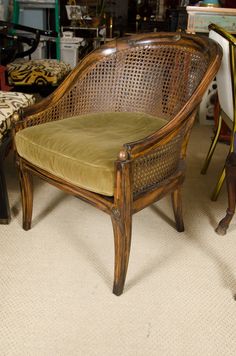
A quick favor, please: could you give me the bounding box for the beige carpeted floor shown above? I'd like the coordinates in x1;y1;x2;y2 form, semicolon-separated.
1;123;236;356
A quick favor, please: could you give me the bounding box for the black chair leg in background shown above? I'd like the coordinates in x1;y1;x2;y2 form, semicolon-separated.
0;136;11;224
215;152;236;235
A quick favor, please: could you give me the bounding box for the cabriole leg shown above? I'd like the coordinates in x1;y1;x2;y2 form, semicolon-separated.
111;208;132;296
216;153;236;235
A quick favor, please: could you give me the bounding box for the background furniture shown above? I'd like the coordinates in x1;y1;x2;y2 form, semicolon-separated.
12;0;60;59
186;6;236;34
198;24;236;234
201;24;236;202
0;21;71;96
186;6;236;126
0;91;35;223
13;32;221;295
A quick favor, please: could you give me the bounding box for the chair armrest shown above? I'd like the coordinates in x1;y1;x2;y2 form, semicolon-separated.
120;108;195;162
114;110;196;201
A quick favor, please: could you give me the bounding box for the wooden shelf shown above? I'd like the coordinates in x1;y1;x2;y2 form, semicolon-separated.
186;6;236;33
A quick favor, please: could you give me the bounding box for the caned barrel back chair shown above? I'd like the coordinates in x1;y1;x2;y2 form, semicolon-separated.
201;24;236;201
13;32;221;295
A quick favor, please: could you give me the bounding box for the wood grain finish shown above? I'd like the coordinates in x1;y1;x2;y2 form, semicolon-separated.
13;32;222;295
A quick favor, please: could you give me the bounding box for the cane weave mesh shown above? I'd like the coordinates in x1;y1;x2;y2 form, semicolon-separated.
23;43;209;128
133;129;184;195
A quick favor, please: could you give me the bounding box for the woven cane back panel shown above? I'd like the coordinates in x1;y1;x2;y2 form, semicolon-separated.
24;42;209;127
71;45;209;119
133;126;185;195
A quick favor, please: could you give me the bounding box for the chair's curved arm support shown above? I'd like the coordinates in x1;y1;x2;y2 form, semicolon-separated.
112;42;221;199
118;38;222;161
114;111;195;199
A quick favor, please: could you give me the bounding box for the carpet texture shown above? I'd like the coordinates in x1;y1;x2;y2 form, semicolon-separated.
1;123;236;355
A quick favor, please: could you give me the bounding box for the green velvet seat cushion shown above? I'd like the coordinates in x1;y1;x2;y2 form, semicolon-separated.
15;112;167;196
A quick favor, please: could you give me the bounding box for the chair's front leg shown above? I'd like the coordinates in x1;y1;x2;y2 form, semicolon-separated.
18;159;33;231
111;208;132;296
112;160;133;296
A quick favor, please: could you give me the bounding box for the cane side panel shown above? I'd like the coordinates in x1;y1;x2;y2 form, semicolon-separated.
133;128;184;195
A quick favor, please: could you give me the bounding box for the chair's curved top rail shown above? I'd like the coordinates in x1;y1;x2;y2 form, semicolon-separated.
24;31;222;108
19;32;222;126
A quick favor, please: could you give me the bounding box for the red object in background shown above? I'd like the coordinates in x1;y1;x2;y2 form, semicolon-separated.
165;0;180;8
0;65;12;91
221;0;236;7
214;95;231;144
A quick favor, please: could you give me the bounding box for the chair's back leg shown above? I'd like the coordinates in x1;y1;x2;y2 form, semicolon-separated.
0;138;11;224
112;161;133;296
18;160;33;231
171;187;184;232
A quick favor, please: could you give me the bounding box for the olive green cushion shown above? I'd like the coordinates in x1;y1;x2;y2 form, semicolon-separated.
15;112;166;196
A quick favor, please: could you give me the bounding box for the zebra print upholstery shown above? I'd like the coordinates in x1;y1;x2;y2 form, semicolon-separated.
7;59;71;87
0;91;35;140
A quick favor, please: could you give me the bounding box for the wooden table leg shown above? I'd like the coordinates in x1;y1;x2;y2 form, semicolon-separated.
215;152;236;235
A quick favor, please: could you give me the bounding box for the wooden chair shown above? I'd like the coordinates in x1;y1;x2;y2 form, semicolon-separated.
13;32;221;295
201;24;236;201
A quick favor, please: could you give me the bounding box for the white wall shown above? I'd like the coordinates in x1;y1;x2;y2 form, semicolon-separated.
1;0;45;29
0;0;6;20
